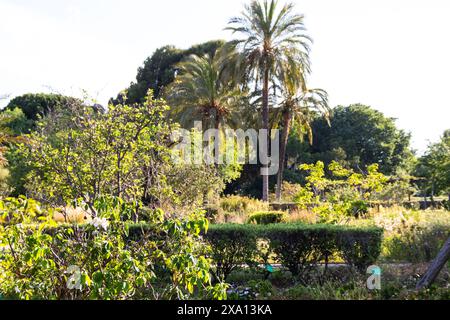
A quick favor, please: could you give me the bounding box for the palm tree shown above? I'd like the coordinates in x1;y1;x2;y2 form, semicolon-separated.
274;68;330;201
166;51;244;129
165;48;244;164
226;0;311;201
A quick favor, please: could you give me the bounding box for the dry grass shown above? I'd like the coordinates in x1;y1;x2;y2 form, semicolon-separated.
285;209;318;224
53;207;92;224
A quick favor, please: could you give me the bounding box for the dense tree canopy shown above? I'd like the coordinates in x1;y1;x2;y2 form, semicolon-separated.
113;40;225;104
5;93;85;122
415;130;450;200
17;92;173;210
286;104;414;176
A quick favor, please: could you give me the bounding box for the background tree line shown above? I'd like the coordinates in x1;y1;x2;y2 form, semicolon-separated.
0;0;448;205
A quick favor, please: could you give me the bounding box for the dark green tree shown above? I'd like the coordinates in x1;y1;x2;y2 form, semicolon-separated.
5;93;86;124
286;104;414;176
112;40;225;104
415;130;450;201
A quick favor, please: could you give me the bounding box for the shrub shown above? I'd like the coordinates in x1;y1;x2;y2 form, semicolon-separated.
443;200;450;211
335;227;383;271
264;224;382;277
0;197;227;300
204;224;259;281
262;224;337;279
205;223;383;282
349;200;369;217
382;222;449;263
284;281;377;300
355;207;450;263
247;211;287;225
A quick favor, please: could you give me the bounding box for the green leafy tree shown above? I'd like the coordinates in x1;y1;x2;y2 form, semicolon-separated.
227;0;311;201
295;161;388;223
5;93;91;125
416;130;450;201
112;41;225;104
287;104;414;176
17;92;174;212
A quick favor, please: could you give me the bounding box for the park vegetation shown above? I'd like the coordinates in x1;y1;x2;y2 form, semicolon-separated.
0;0;448;300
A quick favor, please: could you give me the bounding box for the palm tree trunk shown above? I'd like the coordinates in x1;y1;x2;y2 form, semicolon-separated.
262;67;270;202
214;110;221;166
275;110;292;202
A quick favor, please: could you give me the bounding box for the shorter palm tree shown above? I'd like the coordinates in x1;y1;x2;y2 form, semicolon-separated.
274;69;330;201
165;49;243;131
165;48;245;165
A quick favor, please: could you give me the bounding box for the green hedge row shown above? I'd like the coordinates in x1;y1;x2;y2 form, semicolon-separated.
40;222;382;282
205;224;383;280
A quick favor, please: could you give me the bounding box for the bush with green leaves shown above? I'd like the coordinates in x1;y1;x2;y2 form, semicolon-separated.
382;220;449;263
247;211;287;225
15;91;174;211
204;224;259;281
335;227;383;271
294;161;388;223
205;223;383;282
0;197;227;300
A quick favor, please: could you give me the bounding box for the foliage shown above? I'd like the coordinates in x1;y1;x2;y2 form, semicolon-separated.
0;197;227;300
168;129;242;212
227;0;312;201
415;129;450;200
112;41;225;104
205;223;382;282
205;224;259;281
166;163;225;211
274;63;330;201
273;182;303;203
212;195;269;223
375;170;418;204
5;93;90;125
287;104;414;176
0;109;30;196
294;161;388;223
165;47;245;130
0;108;33;136
16;92;174;211
284;281;377;300
247;211;287;225
219;195;268;216
263;224;382;277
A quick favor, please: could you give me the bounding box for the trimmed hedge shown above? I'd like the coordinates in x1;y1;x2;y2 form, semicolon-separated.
247;211;287;225
39;222;382;282
205;224;259;281
205;224;383;280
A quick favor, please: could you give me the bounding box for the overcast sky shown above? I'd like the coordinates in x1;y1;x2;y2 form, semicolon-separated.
1;0;449;153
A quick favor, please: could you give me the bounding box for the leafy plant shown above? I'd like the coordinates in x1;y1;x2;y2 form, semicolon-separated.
0;197;227;300
16;91;174;211
205;224;258;281
247;211;287;225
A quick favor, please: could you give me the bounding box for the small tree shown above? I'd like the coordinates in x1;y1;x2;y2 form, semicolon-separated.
17;92;174;213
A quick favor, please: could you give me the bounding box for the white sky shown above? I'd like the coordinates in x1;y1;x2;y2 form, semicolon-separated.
1;0;449;154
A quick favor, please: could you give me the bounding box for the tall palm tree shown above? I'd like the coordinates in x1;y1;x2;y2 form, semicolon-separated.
226;0;311;201
274;68;330;201
165;48;244;164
